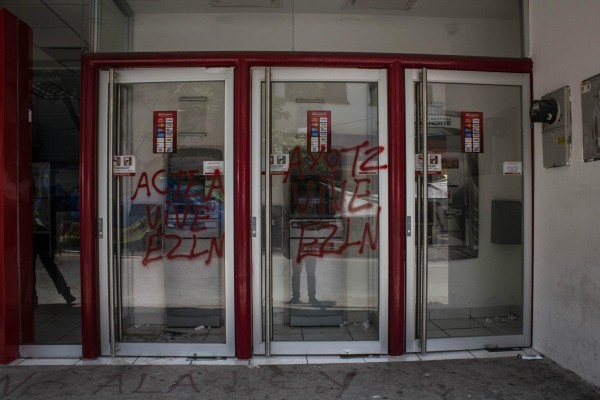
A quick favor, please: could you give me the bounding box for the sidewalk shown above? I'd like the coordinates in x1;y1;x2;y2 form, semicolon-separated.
1;352;599;399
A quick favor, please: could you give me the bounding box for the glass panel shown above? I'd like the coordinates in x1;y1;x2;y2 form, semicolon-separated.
32;163;81;344
8;0;89;345
264;81;381;342
417;82;523;339
98;0;131;52
114;81;226;344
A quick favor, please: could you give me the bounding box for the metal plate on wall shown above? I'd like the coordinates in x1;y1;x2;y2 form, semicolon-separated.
542;86;571;168
581;75;600;162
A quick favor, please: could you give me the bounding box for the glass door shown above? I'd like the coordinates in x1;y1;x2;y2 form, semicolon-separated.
405;69;532;352
97;68;235;357
251;68;389;355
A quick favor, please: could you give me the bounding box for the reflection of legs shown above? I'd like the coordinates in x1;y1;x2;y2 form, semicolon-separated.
305;257;318;304
291;259;302;303
34;235;75;304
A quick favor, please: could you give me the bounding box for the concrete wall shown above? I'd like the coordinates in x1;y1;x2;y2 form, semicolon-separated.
530;0;600;387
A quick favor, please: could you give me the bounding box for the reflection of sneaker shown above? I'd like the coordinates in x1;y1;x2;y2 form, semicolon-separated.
309;297;321;306
63;292;76;304
289;297;301;304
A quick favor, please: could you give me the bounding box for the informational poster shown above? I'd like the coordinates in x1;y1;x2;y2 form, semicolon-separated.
307;110;331;153
203;160;224;175
153;111;177;153
415;153;442;175
270;153;290;175
503;161;523;175
461;111;483;153
113;155;136;176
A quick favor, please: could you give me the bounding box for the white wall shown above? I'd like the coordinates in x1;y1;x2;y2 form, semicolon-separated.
133;12;521;57
530;0;600;387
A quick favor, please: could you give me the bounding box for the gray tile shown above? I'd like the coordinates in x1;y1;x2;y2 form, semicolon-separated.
347;327;379;341
273;325;302;335
273;334;304;341
429;308;470;320
203;334;226;343
470;306;511;318
432;318;482;330
473;317;522;328
303;333;353;341
445;328;495;337
417;351;475;361
301;327;349;335
426;329;449;338
488;326;523;336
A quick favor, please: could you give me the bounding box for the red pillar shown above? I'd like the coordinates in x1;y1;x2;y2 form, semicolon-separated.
0;10;32;363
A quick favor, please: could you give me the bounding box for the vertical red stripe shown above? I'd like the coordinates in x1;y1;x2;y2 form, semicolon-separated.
80;58;100;358
387;62;406;355
0;10;22;363
234;61;253;359
18;18;34;344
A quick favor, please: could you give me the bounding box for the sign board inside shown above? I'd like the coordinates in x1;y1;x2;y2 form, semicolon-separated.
113;155;136;176
270;153;290;175
461;111;483;153
153;111;177;153
416;153;442;175
307;110;331;153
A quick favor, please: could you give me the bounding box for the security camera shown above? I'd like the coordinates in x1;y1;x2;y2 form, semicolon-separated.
530;99;560;124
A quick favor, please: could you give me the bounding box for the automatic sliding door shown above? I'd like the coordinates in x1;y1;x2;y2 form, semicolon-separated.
252;68;389;355
406;69;532;352
98;68;234;357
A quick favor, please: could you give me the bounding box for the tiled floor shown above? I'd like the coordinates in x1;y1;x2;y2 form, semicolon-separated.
8;348;542;366
428;311;523;338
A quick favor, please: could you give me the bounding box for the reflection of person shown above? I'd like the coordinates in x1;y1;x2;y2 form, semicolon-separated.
291;256;320;305
33;184;76;305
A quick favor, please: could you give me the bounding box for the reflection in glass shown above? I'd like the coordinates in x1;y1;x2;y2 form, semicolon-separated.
264;82;381;342
416;82;524;340
114;81;227;344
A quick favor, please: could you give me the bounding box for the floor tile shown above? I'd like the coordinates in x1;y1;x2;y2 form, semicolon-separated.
190;358;249;366
134;357;191;365
487;326;523;335
20;358;79;366
302;334;353;341
8;358;24;366
250;356;307;365
417;351;475;361
426;329;449;338
473;317;522;328
77;357;138;365
307;356;366;364
445;328;495;337
432;318;482;330
470;349;526;359
273;334;304;341
364;354;421;363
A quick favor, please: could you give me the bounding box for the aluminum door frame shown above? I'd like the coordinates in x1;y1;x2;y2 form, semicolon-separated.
405;69;532;353
97;67;235;357
251;67;389;356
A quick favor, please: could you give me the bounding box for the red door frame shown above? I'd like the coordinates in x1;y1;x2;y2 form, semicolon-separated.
80;52;532;359
0;10;32;364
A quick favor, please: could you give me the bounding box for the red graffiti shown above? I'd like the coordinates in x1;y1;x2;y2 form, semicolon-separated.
131;168;223;201
142;233;224;267
283;141;387;183
295;207;381;263
129;168;224;267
